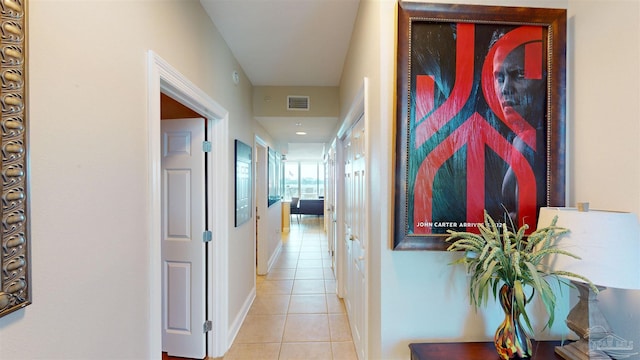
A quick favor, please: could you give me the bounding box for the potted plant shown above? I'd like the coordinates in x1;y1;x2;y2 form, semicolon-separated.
445;210;596;360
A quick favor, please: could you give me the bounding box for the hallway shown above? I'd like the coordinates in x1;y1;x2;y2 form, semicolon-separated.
223;215;358;360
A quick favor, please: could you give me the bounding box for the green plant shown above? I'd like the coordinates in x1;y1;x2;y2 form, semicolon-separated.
445;210;597;333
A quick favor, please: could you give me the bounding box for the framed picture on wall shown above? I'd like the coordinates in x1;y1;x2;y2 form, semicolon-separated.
1;0;30;317
267;147;282;207
235;140;252;227
393;2;567;250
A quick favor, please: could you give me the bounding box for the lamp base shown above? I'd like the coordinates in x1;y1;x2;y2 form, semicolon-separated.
555;340;611;360
555;281;613;360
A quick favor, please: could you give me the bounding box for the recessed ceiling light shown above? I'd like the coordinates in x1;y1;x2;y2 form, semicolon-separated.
296;131;307;135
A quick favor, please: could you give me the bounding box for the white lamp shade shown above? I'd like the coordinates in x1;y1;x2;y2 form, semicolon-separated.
537;207;640;290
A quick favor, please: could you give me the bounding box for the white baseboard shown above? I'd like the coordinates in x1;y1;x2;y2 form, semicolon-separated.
226;286;256;349
266;240;283;273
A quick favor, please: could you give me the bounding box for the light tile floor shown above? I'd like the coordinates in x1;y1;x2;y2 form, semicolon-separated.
223;216;358;360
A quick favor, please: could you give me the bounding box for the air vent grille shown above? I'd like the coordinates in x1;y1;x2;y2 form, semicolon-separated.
287;96;310;111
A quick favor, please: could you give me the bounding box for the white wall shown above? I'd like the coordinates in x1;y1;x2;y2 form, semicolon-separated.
265;203;284;272
0;1;256;358
340;0;640;359
338;1;384;356
568;0;640;356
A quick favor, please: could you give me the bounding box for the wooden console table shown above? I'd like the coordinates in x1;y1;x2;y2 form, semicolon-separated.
409;340;564;360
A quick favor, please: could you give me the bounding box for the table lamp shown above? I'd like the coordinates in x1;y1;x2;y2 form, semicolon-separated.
537;205;640;360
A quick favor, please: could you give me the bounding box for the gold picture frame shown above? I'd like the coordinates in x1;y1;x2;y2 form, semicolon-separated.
393;2;567;250
0;0;30;317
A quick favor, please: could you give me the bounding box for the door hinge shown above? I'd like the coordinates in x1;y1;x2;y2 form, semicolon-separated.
203;320;213;333
202;141;212;153
203;230;213;243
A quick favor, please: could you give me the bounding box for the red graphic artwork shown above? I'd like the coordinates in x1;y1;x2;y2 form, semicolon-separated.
411;24;545;234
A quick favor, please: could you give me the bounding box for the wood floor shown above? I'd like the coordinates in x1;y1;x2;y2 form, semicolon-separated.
163;216;357;360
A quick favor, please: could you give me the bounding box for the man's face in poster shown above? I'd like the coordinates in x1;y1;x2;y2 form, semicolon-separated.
493;44;546;127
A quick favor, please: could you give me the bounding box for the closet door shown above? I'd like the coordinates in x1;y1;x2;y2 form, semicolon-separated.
343;116;366;360
161;118;207;359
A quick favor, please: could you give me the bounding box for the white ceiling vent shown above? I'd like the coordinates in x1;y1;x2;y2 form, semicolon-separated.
287;96;310;111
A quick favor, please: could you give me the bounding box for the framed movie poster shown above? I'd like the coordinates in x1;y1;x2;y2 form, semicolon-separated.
393;3;567;250
235;140;252;227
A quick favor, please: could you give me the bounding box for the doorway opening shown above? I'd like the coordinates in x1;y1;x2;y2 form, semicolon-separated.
254;138;268;275
148;51;230;358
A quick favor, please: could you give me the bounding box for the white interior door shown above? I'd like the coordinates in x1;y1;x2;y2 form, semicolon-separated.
343;140;353;316
343;116;366;360
327;145;337;271
161;118;207;359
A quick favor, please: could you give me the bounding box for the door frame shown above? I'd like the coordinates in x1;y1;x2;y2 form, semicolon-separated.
335;77;368;359
148;51;230;358
336;78;366;298
254;137;268;275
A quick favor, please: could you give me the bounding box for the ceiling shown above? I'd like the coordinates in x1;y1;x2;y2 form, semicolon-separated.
200;0;361;159
200;0;360;87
